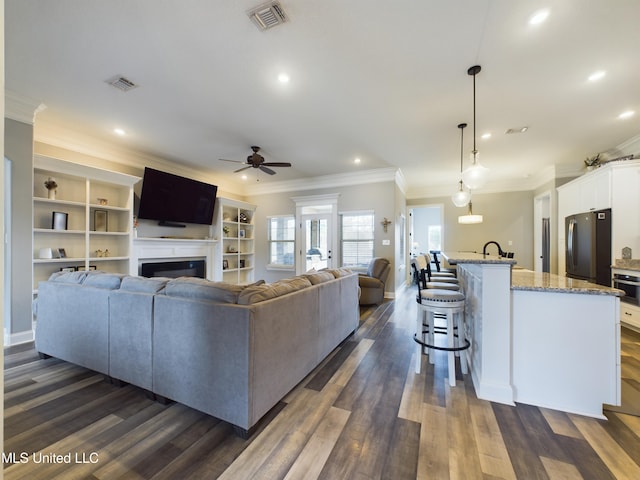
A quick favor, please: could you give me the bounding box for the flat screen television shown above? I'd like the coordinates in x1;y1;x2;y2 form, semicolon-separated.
137;167;217;227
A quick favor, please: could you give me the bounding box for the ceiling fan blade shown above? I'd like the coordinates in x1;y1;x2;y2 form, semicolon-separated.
234;166;252;173
262;162;292;167
259;166;277;175
219;158;244;164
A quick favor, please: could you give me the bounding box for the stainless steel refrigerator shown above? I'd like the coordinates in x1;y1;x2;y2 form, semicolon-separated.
565;208;612;286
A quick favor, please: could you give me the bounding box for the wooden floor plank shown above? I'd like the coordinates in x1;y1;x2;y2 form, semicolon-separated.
417;403;449;480
466;380;517;480
540;456;584;480
282;406;350;480
570;413;640;480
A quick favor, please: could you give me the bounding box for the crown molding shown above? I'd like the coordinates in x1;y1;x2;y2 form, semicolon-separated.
246;167;400;196
616;133;640;156
4;89;47;124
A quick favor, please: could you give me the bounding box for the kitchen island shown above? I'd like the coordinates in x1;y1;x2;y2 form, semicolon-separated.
442;252;623;419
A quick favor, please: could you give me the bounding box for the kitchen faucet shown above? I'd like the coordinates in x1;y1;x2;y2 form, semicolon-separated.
483;241;504;257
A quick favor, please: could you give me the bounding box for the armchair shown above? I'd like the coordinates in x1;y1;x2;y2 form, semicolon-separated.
358;257;390;305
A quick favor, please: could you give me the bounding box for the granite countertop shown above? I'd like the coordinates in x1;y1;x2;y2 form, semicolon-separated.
511;270;624;296
613;259;640;272
442;251;517;265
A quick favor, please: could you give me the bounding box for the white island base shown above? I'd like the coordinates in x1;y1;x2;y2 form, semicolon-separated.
444;252;621;419
512;289;620;419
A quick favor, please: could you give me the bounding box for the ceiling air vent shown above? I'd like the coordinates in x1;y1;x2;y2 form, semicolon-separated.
105;75;138;92
248;1;288;30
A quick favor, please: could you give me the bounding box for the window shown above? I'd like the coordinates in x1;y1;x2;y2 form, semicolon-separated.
341;212;374;267
428;225;442;252
267;215;295;268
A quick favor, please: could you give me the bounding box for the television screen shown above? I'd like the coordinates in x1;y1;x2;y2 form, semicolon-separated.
137;167;217;226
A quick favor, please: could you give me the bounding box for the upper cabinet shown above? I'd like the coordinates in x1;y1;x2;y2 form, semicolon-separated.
33;155;140;289
213;198;256;284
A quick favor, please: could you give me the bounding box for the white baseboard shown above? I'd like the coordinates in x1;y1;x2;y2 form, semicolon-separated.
4;328;35;346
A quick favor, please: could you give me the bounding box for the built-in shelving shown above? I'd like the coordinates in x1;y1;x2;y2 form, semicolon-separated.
32;155;140;289
214;198;256;284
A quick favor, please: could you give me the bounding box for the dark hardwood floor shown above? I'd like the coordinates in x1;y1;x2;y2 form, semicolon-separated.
4;288;640;479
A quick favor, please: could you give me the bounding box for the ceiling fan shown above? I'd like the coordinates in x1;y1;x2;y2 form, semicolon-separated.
219;146;291;175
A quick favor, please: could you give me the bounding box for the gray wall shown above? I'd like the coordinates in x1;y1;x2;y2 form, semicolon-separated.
409;190;535;270
246;181;399;295
5;118;35;336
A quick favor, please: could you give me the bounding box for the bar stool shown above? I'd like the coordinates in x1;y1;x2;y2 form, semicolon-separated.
414;288;469;386
429;251;457;275
418;268;459;291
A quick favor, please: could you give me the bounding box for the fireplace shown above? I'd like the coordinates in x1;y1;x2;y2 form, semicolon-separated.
140;260;206;279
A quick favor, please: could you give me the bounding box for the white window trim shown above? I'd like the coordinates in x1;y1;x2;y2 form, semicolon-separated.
339;209;375;268
266;214;296;271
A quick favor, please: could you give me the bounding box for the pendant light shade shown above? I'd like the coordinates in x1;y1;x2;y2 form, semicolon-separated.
451;122;471;207
458;202;483;224
462;65;490;190
452;182;471;207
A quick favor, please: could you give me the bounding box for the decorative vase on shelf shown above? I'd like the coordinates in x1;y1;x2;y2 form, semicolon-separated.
44;177;58;200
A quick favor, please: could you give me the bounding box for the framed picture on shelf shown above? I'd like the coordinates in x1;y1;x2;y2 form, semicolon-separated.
77;265;97;271
58;248;67;258
222;259;229;270
94;210;108;232
239;259;246;268
59;266;76;273
52;211;68;230
239;229;245;238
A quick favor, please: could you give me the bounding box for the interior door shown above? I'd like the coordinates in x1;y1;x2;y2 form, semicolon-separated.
300;214;332;271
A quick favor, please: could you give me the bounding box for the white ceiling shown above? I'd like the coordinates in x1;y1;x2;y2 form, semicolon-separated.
6;0;640;197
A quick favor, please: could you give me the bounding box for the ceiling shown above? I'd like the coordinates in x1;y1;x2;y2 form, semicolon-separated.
6;0;640;198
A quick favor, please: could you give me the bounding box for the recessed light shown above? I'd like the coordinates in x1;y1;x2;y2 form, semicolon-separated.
113;128;126;136
618;110;635;119
529;9;550;25
278;73;290;84
481;133;492;140
241;174;248;180
588;70;606;82
354;157;361;164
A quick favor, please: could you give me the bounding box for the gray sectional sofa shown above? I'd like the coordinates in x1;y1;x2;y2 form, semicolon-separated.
34;269;359;436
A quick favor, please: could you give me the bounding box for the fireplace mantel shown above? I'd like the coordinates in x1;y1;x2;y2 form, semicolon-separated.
132;237;217;279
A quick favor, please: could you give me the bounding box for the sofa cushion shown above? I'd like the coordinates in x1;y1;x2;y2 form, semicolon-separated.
302;271;335;285
83;272;125;290
323;268;354;278
120;276;171;293
48;271;88;284
237;276;312;305
165;277;246;303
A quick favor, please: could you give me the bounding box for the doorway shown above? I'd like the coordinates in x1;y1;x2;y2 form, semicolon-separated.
293;194;339;275
534;192;551;273
408;204;444;284
301;214;332;271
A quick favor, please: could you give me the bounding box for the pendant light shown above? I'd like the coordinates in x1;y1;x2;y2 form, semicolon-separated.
458;201;483;224
462;65;490;190
451;123;471;207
